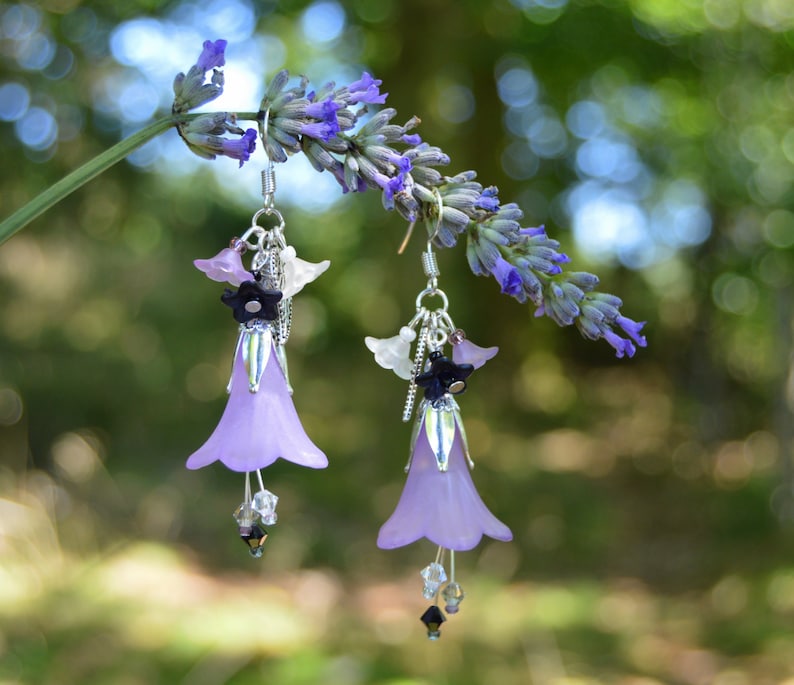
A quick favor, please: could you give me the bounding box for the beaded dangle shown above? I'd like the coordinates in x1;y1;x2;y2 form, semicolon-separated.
366;236;511;638
187;135;330;557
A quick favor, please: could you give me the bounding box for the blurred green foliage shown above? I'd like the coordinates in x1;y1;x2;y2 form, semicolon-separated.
1;0;794;683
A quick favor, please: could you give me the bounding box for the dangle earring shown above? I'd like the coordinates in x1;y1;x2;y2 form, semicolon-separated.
366;233;512;639
187;120;330;557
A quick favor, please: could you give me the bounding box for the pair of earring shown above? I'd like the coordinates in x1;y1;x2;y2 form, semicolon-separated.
187;158;511;639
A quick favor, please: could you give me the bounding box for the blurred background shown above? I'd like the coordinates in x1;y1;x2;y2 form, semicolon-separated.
1;0;793;683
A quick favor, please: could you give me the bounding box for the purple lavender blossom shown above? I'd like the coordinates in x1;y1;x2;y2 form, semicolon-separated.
603;330;637;358
373;171;410;210
616;315;647;347
519;225;547;238
401;133;422;146
197;39;227;71
491;255;523;296
348;72;387;104
221;128;257;167
377;416;512;551
300;121;340;142
194;248;251;286
452;339;498;370
476;187;500;212
186;338;328;472
305;99;342;126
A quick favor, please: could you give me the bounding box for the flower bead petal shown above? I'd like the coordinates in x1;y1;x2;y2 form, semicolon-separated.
194;248;251;286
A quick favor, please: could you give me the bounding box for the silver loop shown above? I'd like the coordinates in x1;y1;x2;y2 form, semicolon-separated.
415;287;449;312
250;207;286;233
426;325;447;350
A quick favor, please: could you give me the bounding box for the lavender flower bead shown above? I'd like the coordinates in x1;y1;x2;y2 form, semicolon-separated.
377;419;512;551
452;339;498;370
194;248;251;286
186;339;328;472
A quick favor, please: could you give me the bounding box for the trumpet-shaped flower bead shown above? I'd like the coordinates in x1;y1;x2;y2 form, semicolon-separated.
451;339;498;370
491;255;523;297
186;337;327;472
194;248;251;286
279;246;331;299
377;416;512;551
365;326;416;380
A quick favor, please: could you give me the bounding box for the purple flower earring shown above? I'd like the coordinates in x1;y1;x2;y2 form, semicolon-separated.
365;239;512;639
190;156;330;557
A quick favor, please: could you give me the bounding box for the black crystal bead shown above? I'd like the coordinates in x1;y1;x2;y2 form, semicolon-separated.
222;281;282;323
239;524;268;558
420;605;446;640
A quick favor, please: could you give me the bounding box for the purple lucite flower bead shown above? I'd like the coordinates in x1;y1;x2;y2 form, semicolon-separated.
194;248;251;287
451;338;498;370
186;337;327;473
377;416;512;552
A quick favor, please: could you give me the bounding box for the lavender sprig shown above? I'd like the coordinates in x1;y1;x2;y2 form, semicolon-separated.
174;52;646;358
172;40;257;167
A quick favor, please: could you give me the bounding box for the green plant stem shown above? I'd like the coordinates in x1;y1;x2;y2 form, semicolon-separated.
0;111;261;246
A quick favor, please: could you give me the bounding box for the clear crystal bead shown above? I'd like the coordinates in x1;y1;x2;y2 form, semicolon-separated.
233;501;255;527
420;562;447;599
441;582;465;614
252;489;279;525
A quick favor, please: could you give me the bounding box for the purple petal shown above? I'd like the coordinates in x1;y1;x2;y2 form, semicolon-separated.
519;225;546;238
193;248;251;286
616;315;647;347
305;98;342;124
197;39;227;72
491;256;523;296
377;418;512;551
300;121;339;142
603;330;636;358
476;187;500;212
451;339;499;370
221;128;257;167
186;340;328;472
401;133;422;146
348;72;387;104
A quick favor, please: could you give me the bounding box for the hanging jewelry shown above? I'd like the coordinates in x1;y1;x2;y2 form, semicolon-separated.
188;124;330;557
366;234;511;638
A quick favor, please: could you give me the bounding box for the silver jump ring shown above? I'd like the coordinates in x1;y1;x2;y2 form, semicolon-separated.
415;287;449;312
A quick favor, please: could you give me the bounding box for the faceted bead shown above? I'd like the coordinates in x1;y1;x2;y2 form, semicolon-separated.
233;501;255;527
420;605;446;640
441;582;465;614
252;489;279;525
240;523;268;557
420;562;447;599
448;328;465;345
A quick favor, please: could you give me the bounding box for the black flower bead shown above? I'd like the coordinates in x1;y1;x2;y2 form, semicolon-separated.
415;350;474;401
221;280;283;323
